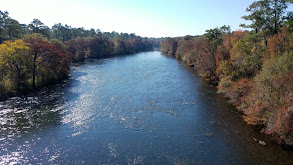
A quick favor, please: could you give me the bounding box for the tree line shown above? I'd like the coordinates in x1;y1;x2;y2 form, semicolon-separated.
161;0;293;146
0;11;157;98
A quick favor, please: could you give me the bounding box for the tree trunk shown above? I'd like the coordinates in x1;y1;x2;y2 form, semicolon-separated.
263;36;268;47
15;65;21;91
32;53;37;89
8;28;12;40
274;0;278;34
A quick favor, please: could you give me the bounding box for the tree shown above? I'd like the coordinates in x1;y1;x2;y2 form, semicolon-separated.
0;40;31;91
270;0;289;34
230;30;248;46
28;19;50;38
25;37;70;88
65;37;88;62
203;25;231;80
216;31;248;81
230;34;265;79
52;23;72;42
5;18;22;40
0;11;9;43
285;11;293;31
49;38;67;52
241;1;269;33
114;39;127;54
160;38;178;56
241;0;289;35
87;37;114;58
0;11;22;43
267;27;293;57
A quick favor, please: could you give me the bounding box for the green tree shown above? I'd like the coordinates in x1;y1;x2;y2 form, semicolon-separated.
5;18;22;40
241;0;269;33
241;0;289;35
270;0;289;34
0;11;9;43
230;34;265;80
52;23;72;41
285;11;293;31
0;11;22;43
28;19;50;38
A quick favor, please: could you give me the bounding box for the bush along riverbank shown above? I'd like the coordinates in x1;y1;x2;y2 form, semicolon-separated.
0;11;159;99
161;0;293;146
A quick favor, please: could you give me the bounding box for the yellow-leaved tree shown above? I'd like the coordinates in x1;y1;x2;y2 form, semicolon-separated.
0;39;31;94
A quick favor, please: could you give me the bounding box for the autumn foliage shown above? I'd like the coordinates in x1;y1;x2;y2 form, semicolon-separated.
25;37;70;88
0;11;156;99
161;24;293;145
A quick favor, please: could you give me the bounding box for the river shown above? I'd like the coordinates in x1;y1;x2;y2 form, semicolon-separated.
0;51;292;164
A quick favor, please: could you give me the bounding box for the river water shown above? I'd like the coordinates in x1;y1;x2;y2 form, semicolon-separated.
0;51;292;164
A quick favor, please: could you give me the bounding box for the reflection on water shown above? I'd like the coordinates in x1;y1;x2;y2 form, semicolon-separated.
0;51;292;164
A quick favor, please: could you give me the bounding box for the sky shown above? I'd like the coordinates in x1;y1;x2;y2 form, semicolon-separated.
1;0;290;38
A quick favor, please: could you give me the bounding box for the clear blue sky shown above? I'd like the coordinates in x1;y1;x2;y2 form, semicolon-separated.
1;0;291;38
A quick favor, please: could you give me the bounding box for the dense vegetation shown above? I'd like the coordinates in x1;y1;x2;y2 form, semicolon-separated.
161;0;293;146
0;11;157;98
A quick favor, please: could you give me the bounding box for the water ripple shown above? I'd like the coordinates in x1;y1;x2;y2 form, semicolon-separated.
0;51;292;164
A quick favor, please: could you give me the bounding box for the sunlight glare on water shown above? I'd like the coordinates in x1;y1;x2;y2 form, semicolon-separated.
0;51;292;164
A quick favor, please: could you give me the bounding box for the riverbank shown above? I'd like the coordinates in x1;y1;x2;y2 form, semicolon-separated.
160;27;293;146
0;47;155;102
158;0;293;146
0;10;160;101
0;28;156;101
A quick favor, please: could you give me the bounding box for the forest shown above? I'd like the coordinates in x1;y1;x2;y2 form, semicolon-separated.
0;11;158;98
161;0;293;146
